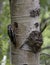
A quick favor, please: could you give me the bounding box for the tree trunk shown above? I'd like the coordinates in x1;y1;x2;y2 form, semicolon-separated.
9;0;41;65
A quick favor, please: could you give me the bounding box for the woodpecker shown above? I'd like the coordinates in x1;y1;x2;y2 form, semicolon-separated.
7;24;16;47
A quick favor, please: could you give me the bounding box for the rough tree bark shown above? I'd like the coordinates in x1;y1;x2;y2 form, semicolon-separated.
9;0;41;65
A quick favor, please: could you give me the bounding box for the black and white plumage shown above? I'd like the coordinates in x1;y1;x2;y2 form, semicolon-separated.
8;24;16;47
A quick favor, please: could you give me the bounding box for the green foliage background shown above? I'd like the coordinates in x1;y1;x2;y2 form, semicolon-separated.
0;0;50;65
0;0;10;64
